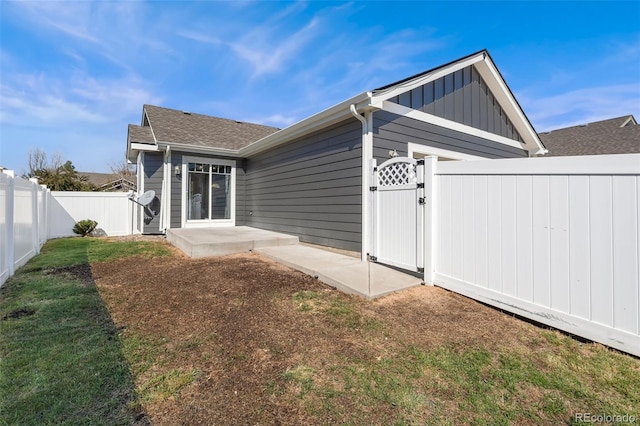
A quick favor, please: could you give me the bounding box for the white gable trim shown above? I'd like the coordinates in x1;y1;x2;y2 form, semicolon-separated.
473;59;546;156
380;100;528;151
371;52;486;102
369;52;546;156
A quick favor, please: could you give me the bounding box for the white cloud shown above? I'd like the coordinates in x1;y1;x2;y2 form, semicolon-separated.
520;84;640;132
0;73;161;127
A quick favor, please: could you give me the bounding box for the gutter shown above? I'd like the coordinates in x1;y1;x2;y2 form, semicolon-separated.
240;92;373;157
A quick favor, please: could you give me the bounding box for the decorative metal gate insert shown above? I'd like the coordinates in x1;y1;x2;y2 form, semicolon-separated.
370;157;424;273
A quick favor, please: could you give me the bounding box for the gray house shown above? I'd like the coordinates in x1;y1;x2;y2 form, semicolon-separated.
126;50;546;258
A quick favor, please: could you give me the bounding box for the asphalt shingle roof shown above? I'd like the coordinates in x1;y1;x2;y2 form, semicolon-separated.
539;115;640;156
128;124;155;145
143;104;279;150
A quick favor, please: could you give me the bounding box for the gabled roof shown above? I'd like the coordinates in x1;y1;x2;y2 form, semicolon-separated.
144;105;279;150
127;105;280;161
539;115;640;156
127;50;546;160
78;172;137;192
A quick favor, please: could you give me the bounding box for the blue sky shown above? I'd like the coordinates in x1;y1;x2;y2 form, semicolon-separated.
1;1;639;173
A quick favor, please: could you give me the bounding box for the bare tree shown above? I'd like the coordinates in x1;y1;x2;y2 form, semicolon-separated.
108;156;136;181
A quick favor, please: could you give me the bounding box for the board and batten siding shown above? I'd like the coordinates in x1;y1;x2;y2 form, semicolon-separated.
373;110;527;162
390;65;523;142
168;152;246;229
244;119;363;252
142;152;164;234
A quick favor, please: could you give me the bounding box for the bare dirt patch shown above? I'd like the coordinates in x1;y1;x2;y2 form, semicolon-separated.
91;252;626;424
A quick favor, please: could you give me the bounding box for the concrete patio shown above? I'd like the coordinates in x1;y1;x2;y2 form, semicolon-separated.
166;226;422;299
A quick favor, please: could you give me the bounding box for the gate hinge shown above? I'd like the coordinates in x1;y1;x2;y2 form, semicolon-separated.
418;197;426;205
416;159;425;166
369;255;377;262
417;267;424;273
417;183;424;189
370;186;377;191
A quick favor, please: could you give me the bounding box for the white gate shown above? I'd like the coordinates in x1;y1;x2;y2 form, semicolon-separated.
370;157;424;273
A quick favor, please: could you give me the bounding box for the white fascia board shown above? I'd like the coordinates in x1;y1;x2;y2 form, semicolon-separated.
157;142;240;157
131;142;159;152
380;101;528;151
142;109;158;143
240;92;372;157
473;59;547;156
436;153;640;175
408;143;486;161
371;52;486;105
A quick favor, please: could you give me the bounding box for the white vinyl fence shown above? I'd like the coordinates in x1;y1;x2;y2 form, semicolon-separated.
49;191;137;238
425;154;640;356
1;169;137;286
1;171;50;286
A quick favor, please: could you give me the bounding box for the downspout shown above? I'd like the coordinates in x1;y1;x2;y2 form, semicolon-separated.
350;104;371;262
159;145;171;233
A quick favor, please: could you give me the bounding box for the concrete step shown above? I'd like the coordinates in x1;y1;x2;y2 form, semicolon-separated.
166;226;299;258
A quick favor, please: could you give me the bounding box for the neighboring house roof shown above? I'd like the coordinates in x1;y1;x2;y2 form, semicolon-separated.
79;172;137;192
539;115;640;156
127;50;546;161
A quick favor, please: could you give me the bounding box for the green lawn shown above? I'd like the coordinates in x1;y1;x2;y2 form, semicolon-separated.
1;237;638;425
0;238;171;425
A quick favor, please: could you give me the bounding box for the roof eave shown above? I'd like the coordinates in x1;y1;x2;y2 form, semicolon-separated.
239;91;372;157
157;141;241;157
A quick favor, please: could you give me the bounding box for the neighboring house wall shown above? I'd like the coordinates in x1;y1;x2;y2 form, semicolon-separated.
372;111;528;162
142;152;164;234
244;119;363;252
388;65;523;142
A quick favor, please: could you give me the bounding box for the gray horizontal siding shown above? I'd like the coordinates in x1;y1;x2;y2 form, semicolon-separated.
245;118;362;252
389;65;523;142
142;152;164;234
169;151;245;229
373;110;527;162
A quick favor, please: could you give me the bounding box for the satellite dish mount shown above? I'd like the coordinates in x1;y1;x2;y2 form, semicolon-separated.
128;190;158;218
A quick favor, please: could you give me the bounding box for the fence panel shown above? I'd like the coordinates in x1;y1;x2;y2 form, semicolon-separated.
432;154;640;356
49;191;135;238
0;173;10;285
13;176;37;270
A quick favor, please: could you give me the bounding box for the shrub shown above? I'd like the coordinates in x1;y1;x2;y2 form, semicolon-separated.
73;219;98;237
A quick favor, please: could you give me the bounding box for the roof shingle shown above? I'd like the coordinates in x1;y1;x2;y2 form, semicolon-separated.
143;104;279;150
539;115;640;156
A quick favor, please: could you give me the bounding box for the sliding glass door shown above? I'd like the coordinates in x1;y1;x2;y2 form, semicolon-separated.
183;157;235;226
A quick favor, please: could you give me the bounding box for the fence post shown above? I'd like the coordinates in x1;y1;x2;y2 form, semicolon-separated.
423;156;437;285
29;178;40;255
4;170;15;277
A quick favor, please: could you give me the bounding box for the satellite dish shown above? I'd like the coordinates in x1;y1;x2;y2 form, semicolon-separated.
137;190;156;206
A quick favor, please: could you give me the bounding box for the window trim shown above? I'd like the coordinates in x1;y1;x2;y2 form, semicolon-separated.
181;155;236;228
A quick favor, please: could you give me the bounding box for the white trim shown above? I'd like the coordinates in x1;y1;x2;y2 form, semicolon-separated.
473;59;547;156
381;100;528;151
371;52;486;102
137;152;144;233
362;111;373;261
130;142;159;152
408;142;486;161
158;142;237;157
181;156;236;228
240;92;372;157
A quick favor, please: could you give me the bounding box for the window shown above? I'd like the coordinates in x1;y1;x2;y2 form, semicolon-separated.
182;157;235;226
